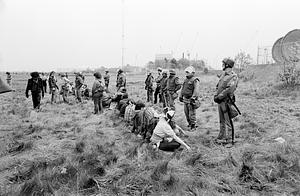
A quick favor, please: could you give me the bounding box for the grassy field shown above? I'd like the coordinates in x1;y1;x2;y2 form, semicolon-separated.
0;67;300;196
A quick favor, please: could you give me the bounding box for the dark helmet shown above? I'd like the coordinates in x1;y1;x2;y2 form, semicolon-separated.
94;72;102;79
6;72;10;75
30;72;40;78
169;69;176;75
120;87;127;93
222;58;235;69
105;70;109;73
118;69;123;73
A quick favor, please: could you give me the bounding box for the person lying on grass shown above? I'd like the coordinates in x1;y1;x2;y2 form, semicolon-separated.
150;110;191;152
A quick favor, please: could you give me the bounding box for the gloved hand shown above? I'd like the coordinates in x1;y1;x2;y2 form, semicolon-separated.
26;94;29;98
179;97;183;102
213;95;222;104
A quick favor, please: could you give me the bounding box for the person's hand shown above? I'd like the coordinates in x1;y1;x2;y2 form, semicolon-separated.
26;94;29;98
213;95;222;104
179;97;183;102
186;146;191;152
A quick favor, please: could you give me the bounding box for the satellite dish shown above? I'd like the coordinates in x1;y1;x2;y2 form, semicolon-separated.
0;77;13;94
272;37;285;64
281;29;300;63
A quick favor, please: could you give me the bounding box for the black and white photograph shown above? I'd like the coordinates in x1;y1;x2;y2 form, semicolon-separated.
0;0;300;195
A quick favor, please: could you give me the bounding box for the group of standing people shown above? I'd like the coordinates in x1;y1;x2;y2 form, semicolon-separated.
145;58;239;145
23;58;239;146
144;66;200;131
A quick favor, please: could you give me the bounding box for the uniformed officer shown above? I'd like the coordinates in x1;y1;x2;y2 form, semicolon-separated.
104;70;110;89
75;73;84;102
165;69;181;110
145;71;154;103
160;70;169;108
154;67;163;104
179;66;200;131
214;58;239;144
116;69;126;91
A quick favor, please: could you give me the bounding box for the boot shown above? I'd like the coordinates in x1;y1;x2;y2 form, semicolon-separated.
190;124;196;132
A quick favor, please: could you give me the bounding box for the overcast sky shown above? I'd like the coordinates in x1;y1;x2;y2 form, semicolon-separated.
0;0;299;71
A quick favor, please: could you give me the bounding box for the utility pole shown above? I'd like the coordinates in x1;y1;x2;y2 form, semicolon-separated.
121;0;125;68
256;46;260;65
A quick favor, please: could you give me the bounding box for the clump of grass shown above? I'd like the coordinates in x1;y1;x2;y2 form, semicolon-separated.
8;140;33;154
185;153;203;166
104;153;118;166
19;176;54;196
75;140;85;153
150;161;169;181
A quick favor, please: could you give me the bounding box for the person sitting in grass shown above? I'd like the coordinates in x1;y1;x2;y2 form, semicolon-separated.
150;110;191;152
102;90;112;109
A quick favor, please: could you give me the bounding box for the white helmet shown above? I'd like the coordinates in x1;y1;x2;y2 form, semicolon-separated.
184;66;195;74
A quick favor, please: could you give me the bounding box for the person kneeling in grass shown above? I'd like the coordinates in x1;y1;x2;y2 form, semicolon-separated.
150;110;191;152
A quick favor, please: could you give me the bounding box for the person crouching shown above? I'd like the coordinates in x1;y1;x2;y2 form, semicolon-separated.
150;110;191;152
92;72;105;114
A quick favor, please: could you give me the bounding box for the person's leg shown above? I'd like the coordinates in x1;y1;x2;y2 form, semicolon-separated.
217;104;226;140
158;140;181;152
149;90;154;104
224;111;233;142
184;103;190;126
154;87;159;104
98;97;103;114
36;92;41;109
93;97;99;114
168;93;175;110
189;104;196;129
32;93;37;109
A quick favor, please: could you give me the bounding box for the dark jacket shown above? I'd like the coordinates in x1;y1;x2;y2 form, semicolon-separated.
26;78;44;97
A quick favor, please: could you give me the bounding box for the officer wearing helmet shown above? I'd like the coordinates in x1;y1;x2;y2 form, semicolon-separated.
165;69;181;110
75;72;84;102
116;69;126;91
214;58;239;144
154;67;163;104
145;70;154;103
104;70;110;88
160;69;169;107
179;66;200;131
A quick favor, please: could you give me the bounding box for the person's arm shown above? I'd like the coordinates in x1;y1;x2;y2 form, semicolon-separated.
25;79;30;98
173;135;190;150
192;79;200;98
216;75;238;100
40;79;44;97
174;77;182;92
175;125;188;136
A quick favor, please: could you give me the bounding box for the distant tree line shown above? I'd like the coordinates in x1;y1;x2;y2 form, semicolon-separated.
146;58;207;71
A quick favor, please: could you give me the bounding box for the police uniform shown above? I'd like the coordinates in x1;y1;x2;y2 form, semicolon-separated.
145;73;154;103
116;71;126;91
215;60;238;143
166;70;181;109
104;72;110;88
154;69;163;104
180;75;200;129
75;74;84;102
160;71;168;108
